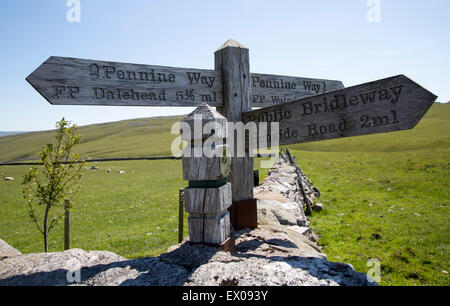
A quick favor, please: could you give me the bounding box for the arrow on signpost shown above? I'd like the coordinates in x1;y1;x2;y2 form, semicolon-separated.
26;56;344;108
26;56;224;107
242;75;437;146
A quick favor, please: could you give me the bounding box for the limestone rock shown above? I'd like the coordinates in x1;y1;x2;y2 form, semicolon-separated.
0;239;21;259
0;248;190;286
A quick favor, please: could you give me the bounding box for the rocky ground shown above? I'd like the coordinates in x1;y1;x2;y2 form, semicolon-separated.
0;155;376;286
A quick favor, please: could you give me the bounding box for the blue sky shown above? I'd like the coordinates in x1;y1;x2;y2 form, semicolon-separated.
0;0;449;131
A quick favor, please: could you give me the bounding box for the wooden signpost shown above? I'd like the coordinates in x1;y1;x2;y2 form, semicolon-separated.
27;39;437;248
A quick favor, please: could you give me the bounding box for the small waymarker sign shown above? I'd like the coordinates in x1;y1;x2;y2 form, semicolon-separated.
26;56;223;107
250;73;344;107
242;75;437;146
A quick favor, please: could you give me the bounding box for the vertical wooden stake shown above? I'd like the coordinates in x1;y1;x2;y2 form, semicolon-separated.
215;39;254;202
64;198;70;250
178;189;184;243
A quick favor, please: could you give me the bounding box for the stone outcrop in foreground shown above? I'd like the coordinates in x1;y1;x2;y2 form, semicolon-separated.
0;155;376;286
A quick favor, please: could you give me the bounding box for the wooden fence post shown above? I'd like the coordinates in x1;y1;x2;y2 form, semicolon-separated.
64;198;70;250
178;189;184;243
215;39;257;229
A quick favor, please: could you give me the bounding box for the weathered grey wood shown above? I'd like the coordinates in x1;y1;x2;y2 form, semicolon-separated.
184;183;232;215
180;103;228;141
215;39;253;202
64;199;70;250
26;56;223;107
204;211;231;244
250;73;344;107
242;75;437;146
182;152;230;181
178;189;184;243
188;212;231;244
188;214;204;243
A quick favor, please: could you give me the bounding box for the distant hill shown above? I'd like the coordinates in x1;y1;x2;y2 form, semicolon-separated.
0;103;448;162
0;131;26;138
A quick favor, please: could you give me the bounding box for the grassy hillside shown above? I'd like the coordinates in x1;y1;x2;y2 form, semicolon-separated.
0;116;184;162
0;103;448;285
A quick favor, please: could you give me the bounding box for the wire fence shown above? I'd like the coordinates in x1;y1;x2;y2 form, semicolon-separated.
0;154;272;166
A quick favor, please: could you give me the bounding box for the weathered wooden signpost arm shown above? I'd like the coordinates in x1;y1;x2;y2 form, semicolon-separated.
26;56;223;107
242;75;437;146
215;39;254;202
250;72;344;107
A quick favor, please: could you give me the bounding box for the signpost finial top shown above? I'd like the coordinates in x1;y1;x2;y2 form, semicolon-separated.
217;39;248;51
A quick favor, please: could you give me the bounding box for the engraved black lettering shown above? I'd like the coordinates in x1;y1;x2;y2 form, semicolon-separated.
307;124;317;136
314;103;322;113
157;73;167;82
252;77;259;88
338;119;348;131
159;90;166;101
127;71;137;81
93;87;104;99
372;115;389;126
53;86;66;98
391;110;399;124
378;89;391;101
329;124;337;133
117;70;125;80
359;91;376;104
186;72;201;86
389;85;403;103
361;115;370;128
349;95;359;106
302;102;313;116
103;65;115;79
90;63;99;79
67;86;79;98
139;72;149;81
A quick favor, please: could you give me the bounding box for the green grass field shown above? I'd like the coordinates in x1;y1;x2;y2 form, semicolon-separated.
0;103;448;285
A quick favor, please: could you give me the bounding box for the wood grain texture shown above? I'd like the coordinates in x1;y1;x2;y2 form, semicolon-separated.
180;103;228;141
26;56;223;107
182;152;230;181
188;214;204;243
188;211;231;244
250;73;344;107
242;75;437;146
204;211;231;245
215;40;254;202
184;183;232;215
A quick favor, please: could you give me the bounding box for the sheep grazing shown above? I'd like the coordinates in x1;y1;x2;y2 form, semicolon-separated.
3;177;14;181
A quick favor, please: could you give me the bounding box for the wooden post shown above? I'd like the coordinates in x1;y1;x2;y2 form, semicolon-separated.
178;189;184;243
181;104;233;246
215;39;253;201
64;199;70;250
215;39;256;229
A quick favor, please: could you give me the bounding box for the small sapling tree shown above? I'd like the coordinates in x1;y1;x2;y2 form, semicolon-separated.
22;118;84;252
